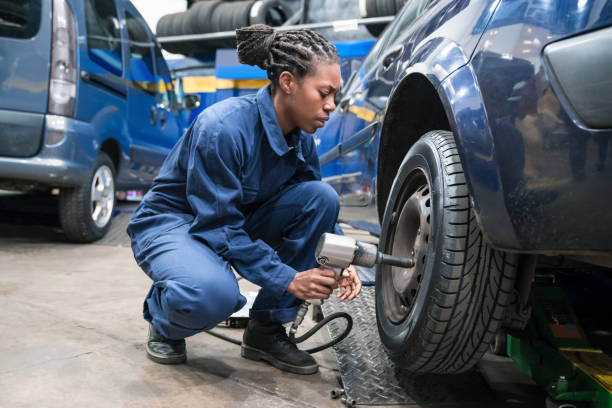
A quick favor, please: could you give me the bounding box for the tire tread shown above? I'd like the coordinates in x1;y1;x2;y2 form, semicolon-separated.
386;130;517;374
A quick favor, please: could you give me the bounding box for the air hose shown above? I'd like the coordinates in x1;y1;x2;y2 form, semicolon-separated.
205;310;353;354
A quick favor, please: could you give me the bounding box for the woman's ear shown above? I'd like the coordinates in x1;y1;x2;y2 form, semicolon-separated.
278;71;296;95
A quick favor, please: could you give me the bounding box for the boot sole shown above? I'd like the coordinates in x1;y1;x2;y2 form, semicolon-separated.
146;343;186;365
241;344;318;375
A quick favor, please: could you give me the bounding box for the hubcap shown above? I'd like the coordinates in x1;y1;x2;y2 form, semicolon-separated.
90;165;114;228
383;169;432;324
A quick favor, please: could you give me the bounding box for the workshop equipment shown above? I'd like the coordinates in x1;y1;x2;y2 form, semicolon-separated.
211;232;419;354
507;274;612;408
288;233;414;339
315;232;415;271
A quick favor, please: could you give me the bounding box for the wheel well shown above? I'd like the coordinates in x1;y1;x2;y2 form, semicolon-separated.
100;139;121;172
377;74;451;222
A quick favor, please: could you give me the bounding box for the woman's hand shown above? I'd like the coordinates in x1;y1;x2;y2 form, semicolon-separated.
287;267;338;300
337;265;361;301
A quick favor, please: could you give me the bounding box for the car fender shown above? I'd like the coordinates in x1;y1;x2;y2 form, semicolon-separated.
380;37;519;248
437;63;520;249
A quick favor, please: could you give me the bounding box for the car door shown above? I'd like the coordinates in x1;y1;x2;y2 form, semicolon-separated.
335;0;432;223
124;9;166;181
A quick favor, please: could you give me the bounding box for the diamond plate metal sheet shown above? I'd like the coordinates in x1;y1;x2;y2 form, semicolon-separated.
96;212;131;247
322;286;495;406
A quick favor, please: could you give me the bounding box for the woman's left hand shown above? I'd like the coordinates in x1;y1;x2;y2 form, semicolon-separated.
337;265;362;301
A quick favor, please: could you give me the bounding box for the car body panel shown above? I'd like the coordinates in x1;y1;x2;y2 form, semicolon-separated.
317;0;612;253
466;0;612;251
0;0;187;192
317;0;501;226
0;0;51;115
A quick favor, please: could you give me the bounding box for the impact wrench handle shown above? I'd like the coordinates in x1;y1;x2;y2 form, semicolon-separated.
288;265;340;339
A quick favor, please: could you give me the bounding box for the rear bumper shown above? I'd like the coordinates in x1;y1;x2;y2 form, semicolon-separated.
0;115;98;187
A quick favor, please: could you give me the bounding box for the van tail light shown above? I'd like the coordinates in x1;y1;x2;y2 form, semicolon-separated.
48;0;77;117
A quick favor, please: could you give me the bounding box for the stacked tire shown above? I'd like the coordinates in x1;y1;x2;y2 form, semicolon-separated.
156;0;293;55
359;0;407;36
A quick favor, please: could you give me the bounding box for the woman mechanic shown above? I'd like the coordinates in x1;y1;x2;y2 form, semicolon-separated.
127;24;362;375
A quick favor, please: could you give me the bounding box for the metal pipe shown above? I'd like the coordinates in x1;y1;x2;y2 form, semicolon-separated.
378;253;415;268
302;0;310;24
157;16;394;43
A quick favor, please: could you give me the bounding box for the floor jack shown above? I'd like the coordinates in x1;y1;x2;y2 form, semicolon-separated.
507;273;612;408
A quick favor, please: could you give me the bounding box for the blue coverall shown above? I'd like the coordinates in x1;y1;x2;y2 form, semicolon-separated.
127;85;340;340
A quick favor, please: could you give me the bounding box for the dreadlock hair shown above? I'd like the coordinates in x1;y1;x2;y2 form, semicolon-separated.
236;24;339;93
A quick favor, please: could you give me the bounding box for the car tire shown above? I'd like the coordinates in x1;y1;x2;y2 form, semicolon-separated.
59;152;116;243
190;1;221;34
363;0;404;36
155;13;172;36
375;130;517;374
249;0;288;26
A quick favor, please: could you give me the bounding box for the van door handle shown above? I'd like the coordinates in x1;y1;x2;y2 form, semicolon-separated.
382;45;403;69
159;110;167;127
150;106;156;125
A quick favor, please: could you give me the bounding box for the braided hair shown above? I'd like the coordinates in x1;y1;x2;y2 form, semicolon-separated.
236;24;339;92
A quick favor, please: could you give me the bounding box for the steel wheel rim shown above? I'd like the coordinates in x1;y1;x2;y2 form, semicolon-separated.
90;165;114;228
382;168;432;324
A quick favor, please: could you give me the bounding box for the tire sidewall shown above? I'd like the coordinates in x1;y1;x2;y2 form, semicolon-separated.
375;136;445;356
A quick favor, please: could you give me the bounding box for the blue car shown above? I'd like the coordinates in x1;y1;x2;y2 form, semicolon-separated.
315;0;612;373
0;0;199;242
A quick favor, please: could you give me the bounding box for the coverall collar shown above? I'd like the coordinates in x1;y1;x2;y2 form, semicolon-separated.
257;85;305;162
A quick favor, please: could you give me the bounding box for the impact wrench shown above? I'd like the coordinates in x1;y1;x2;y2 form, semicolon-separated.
206;233;414;354
287;233;414;348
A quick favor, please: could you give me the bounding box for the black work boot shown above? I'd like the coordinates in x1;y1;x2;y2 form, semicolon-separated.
241;319;318;375
146;324;186;365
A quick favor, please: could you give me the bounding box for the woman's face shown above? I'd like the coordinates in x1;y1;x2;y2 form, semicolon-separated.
288;62;342;134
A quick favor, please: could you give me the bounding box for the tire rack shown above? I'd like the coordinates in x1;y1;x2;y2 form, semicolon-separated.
156;16;394;46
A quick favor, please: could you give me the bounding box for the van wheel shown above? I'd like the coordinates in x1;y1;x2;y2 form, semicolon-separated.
375;130;517;374
59;152;116;243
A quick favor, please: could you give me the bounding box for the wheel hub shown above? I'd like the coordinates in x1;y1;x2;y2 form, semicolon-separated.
90;165;114;228
383;170;432;323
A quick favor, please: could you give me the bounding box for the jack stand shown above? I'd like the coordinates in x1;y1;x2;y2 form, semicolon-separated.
507;277;612;408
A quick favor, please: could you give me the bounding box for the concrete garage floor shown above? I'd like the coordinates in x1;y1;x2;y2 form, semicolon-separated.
0;196;545;408
0;226;345;407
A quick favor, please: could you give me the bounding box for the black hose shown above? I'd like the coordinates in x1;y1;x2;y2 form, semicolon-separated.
292;311;353;354
205;311;353;354
205;328;243;346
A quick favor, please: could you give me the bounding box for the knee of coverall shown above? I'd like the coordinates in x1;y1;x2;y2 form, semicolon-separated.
301;180;340;222
161;275;245;331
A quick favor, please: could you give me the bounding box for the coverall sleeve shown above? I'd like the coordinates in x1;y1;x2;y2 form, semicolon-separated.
185;118;297;298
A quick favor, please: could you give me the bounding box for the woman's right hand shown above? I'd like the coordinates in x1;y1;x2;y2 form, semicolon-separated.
286;268;338;300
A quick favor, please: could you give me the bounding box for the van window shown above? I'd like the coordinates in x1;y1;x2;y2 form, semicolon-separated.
126;11;156;96
84;0;122;76
0;0;41;39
